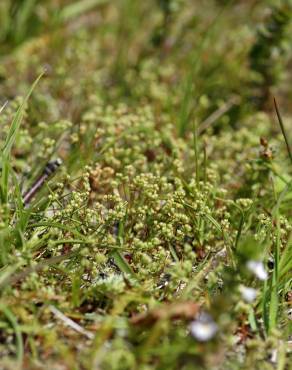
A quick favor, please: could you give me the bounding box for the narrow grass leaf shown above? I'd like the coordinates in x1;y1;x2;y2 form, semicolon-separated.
110;250;135;277
59;0;108;22
0;304;23;367
1;73;43;204
2;72;43;157
274;98;292;165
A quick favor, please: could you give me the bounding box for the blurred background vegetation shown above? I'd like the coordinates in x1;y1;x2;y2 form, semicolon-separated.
0;0;291;125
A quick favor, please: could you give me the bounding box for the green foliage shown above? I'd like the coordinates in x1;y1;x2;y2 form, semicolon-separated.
249;2;292;108
0;1;291;369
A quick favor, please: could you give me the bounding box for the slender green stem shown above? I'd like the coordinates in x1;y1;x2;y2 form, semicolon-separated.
274;98;292;165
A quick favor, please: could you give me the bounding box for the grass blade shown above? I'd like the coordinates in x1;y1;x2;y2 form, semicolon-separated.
110;250;135;277
59;0;108;22
274;97;292;165
0;303;23;367
2;72;44;157
1;72;43;204
0;101;8;114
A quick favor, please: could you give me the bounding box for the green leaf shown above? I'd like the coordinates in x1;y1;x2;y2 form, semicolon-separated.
0;304;23;367
110;250;135;278
2;72;43;158
1;72;43;204
59;0;108;22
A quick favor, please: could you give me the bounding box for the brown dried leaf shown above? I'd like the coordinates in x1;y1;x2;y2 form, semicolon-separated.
130;301;199;326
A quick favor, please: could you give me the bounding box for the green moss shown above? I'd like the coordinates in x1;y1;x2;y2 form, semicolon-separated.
0;1;291;369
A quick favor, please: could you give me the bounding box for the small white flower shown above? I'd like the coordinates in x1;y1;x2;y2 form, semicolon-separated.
190;313;218;342
246;260;268;281
239;285;258;303
269;349;277;364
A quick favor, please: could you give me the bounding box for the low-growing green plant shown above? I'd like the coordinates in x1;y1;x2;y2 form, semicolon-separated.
0;1;291;370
